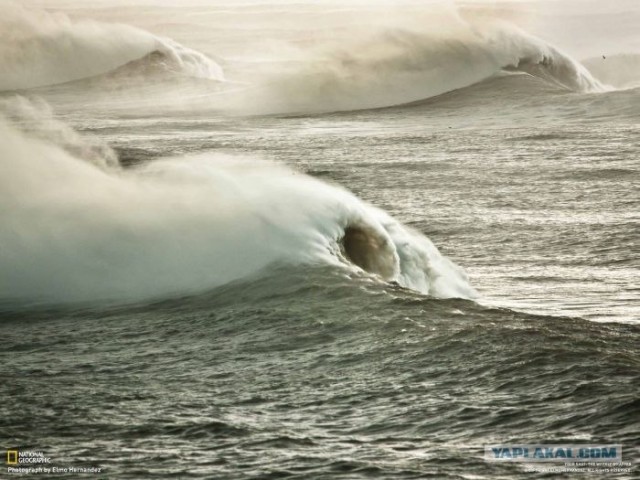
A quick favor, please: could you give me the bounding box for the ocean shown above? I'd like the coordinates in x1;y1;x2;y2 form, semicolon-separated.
1;1;638;478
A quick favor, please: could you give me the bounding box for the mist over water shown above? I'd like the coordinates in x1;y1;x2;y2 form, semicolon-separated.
1;1;639;478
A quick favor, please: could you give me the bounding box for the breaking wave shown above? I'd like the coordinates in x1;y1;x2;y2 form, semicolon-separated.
0;4;604;114
229;21;605;114
0;105;474;304
0;5;223;92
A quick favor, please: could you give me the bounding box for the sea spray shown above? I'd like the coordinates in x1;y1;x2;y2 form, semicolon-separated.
0;113;475;304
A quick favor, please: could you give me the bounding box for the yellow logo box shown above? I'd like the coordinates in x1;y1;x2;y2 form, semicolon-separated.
7;450;18;465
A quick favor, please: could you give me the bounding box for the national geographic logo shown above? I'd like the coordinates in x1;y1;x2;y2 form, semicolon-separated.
5;450;51;465
6;449;103;475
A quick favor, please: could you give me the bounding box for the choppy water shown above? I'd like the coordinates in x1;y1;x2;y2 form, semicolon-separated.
1;1;639;478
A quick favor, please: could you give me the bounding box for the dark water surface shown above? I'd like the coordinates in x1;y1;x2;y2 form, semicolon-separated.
2;266;639;478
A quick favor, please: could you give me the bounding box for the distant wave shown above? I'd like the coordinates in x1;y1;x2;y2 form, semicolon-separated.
92;47;224;86
0;5;603;114
0;6;223;92
229;21;604;115
0;103;475;304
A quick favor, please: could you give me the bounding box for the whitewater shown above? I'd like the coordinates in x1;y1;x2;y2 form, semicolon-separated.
1;1;638;479
0;110;475;303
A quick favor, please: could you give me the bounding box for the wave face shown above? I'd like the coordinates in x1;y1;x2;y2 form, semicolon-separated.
0;106;474;304
0;5;223;92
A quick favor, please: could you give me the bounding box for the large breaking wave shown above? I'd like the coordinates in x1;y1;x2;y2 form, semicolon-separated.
0;101;475;304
